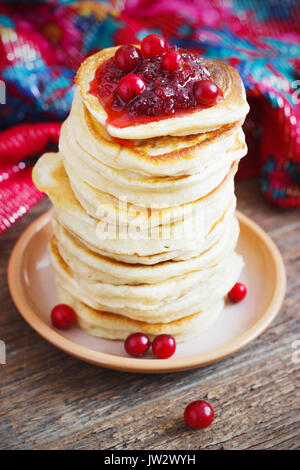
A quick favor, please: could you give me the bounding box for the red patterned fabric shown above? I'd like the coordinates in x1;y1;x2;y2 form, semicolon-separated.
0;123;61;232
0;0;299;234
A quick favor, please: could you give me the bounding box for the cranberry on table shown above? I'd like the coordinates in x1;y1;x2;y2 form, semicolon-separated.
228;282;247;302
114;44;141;72
152;334;176;359
124;333;150;357
162;49;183;72
117;73;145;102
193;79;219;106
51;304;76;329
141;33;168;57
184;400;215;429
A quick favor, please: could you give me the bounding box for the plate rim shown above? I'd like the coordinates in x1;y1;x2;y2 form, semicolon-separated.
8;210;286;373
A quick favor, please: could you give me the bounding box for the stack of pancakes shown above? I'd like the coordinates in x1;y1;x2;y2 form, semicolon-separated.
33;47;249;342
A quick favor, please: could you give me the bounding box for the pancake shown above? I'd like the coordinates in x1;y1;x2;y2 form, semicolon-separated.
69;88;245;177
55;284;225;342
33;152;237;263
60;112;246;208
53;214;240;285
61;146;238;227
76;47;249;139
50;235;243;323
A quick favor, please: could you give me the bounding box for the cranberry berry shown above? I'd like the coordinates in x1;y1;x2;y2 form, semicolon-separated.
51;304;76;329
162;49;183;72
228;282;247;303
114;44;141;72
124;333;150;357
184;400;215;429
194;79;219;106
117;73;145;102
152;334;176;359
141;34;168;58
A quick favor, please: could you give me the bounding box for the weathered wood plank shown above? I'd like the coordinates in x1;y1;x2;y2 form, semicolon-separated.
27;349;300;450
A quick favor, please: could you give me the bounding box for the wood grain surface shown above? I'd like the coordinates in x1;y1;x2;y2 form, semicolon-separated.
0;178;299;450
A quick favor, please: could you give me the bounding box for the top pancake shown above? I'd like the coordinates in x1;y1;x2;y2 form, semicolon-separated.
69;88;246;178
76;46;249;140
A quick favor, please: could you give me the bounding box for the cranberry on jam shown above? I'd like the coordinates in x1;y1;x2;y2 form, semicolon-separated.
141;34;168;57
194;79;219;106
118;73;145;102
162;49;183;72
89;37;223;127
114;44;141;72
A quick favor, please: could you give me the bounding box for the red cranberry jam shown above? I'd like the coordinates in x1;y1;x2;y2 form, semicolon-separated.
89;36;223;127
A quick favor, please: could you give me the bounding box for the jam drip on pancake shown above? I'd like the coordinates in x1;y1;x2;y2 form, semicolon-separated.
89;35;223;128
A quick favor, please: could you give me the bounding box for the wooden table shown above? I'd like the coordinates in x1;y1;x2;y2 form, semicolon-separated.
0;179;299;450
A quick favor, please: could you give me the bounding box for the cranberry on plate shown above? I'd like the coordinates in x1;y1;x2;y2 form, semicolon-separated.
152;334;176;359
141;33;168;58
228;282;247;302
184;400;215;429
124;333;150;357
51;304;76;330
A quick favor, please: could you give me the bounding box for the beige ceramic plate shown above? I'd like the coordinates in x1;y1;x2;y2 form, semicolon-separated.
8;210;286;373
